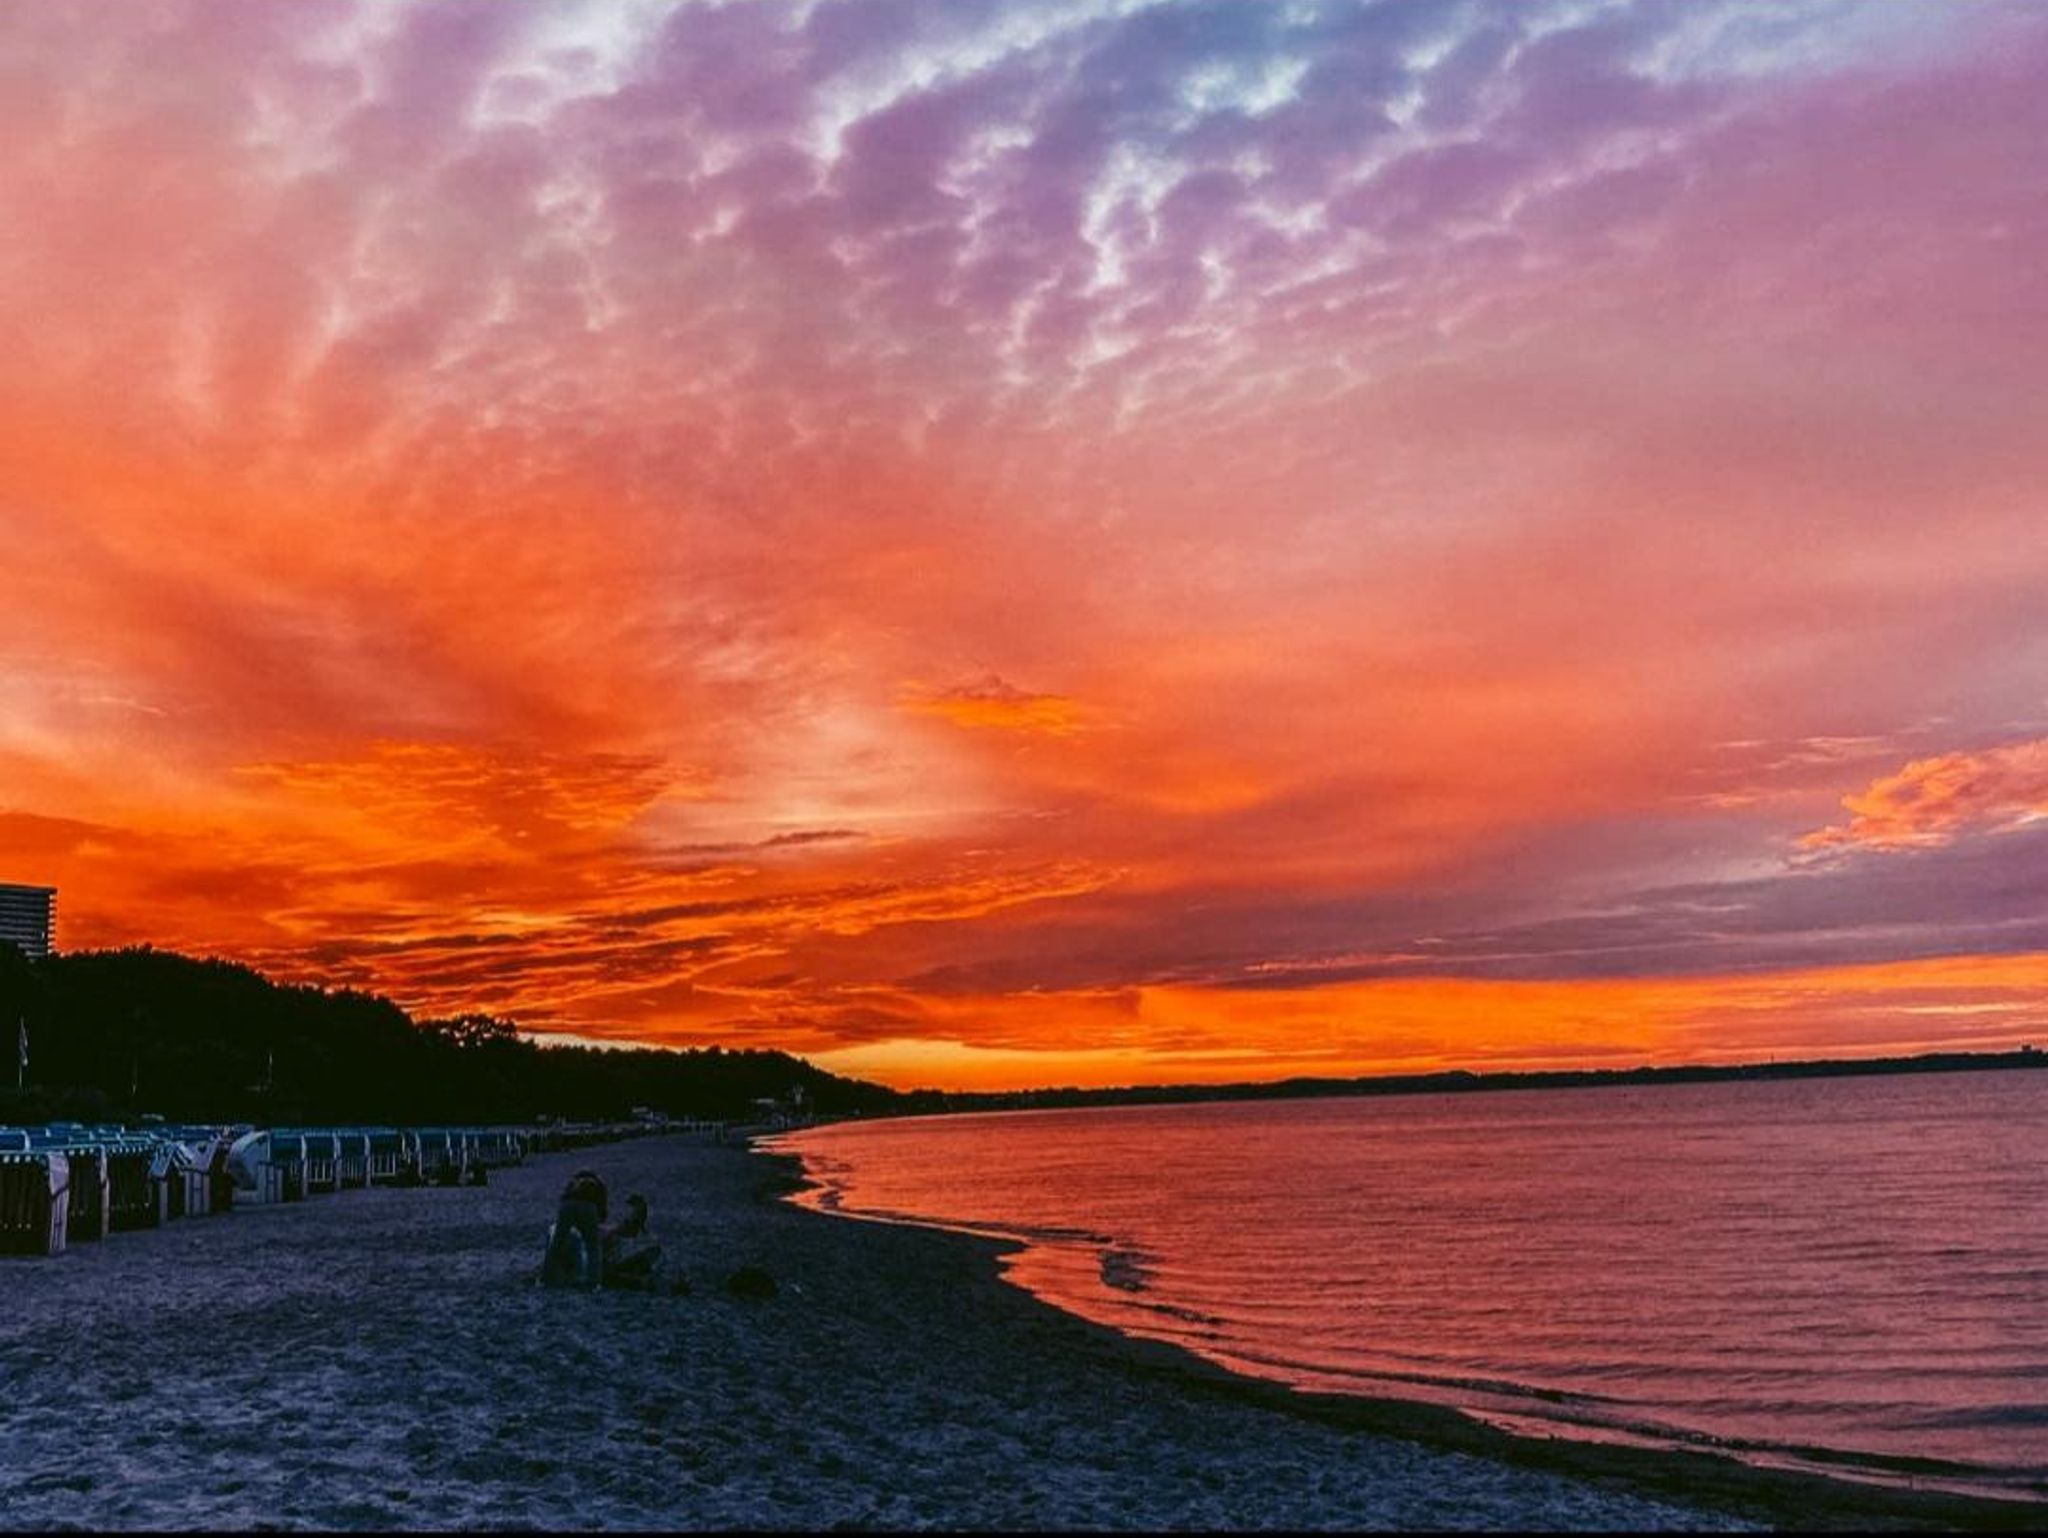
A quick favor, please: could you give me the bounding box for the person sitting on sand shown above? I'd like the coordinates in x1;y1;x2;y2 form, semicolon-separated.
540;1168;608;1289
601;1194;686;1294
600;1193;660;1287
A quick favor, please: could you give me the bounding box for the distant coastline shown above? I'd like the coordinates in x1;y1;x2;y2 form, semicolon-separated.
888;1045;2047;1117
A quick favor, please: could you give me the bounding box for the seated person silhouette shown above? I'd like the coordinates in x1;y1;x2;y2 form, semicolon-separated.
601;1194;680;1292
539;1169;608;1288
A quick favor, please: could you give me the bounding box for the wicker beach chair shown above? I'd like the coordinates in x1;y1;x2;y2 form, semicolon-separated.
415;1128;464;1186
100;1136;160;1232
333;1130;371;1189
298;1130;340;1195
28;1134;108;1242
366;1128;405;1184
272;1132;311;1199
203;1133;237;1212
146;1137;201;1220
0;1150;70;1256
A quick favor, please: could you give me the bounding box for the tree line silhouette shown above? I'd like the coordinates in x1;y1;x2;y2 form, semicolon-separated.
0;943;904;1126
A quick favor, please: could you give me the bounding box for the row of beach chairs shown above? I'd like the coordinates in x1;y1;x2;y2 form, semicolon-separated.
0;1114;698;1259
223;1124;541;1204
0;1125;235;1255
0;1121;561;1257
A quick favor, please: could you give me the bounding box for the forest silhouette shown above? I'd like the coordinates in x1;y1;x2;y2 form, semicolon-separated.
0;942;902;1126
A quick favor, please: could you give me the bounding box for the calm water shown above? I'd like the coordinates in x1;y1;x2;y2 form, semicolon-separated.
774;1071;2048;1499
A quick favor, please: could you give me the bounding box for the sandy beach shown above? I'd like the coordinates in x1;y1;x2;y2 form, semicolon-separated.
0;1131;2014;1532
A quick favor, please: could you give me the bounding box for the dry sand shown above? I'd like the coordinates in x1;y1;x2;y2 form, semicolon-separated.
0;1132;1901;1530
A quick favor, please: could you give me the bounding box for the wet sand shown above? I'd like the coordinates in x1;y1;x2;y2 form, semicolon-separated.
0;1133;2025;1530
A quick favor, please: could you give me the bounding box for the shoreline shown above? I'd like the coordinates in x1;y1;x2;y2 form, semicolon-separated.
752;1141;2045;1533
0;1130;2024;1530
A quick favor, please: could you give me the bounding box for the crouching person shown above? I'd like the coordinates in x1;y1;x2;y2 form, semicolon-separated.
540;1169;608;1289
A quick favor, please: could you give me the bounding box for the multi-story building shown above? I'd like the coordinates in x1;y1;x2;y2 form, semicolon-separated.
0;883;55;958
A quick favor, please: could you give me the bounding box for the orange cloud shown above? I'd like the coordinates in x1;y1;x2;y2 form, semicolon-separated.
1802;740;2048;852
237;742;695;851
902;675;1097;737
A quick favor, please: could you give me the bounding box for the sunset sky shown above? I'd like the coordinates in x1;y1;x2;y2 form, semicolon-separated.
5;0;2047;1089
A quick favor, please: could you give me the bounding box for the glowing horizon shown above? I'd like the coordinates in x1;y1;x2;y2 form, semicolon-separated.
6;1;2048;1091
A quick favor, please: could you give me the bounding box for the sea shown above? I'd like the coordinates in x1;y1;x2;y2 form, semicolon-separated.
771;1069;2047;1501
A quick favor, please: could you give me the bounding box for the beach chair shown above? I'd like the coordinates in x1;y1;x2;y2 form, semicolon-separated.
154;1130;224;1219
103;1137;160;1232
0;1151;70;1256
299;1130;340;1195
415;1129;464;1186
334;1130;371;1189
225;1130;293;1204
366;1128;405;1184
26;1135;98;1240
278;1133;313;1200
150;1139;201;1220
147;1142;177;1222
184;1141;213;1215
410;1128;439;1182
268;1132;304;1199
29;1136;108;1242
202;1134;237;1213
